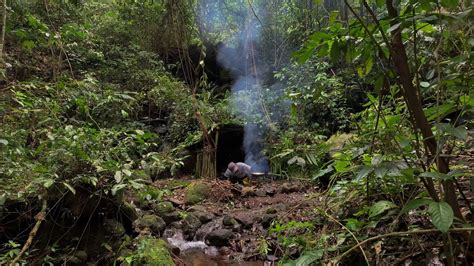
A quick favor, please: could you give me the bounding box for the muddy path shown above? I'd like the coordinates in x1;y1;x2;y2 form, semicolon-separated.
145;178;324;265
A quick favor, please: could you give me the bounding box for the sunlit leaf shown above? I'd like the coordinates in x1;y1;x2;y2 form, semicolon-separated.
401;198;432;214
420;171;451;181
428;201;453;233
369;200;397;218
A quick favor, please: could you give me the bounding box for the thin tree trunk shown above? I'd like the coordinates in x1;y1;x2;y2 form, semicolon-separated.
0;0;7;67
384;0;463;220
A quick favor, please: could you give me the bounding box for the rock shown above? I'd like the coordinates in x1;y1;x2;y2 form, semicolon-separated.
103;219;125;236
182;214;202;240
132;236;174;265
162;211;181;224
219;246;232;256
134;214;166;236
184;182;210;205
223;215;238;226
163;227;183;239
255;189;267;197
169;198;184;206
153;201;175;215
261;214;276;228
206;229;233;247
120;202;139;222
195;218;223;241
264;186;276;196
233;213;254;228
193;211;215;224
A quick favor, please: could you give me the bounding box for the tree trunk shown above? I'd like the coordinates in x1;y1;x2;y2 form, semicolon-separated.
0;0;7;67
385;0;463;220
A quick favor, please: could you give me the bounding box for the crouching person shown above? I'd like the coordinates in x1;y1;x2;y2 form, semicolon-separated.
223;162;252;183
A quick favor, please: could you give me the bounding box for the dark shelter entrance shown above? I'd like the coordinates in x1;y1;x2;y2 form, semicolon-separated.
216;124;245;175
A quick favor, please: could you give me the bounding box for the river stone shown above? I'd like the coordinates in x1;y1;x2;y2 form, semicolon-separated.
195;217;223;241
255;189;267;197
223;215;238;226
264;186;276;196
205;229;233;247
193;211;215;224
134;214;166;235
182;214;202;240
120;202;139;222
233;213;255;228
184;182;210;205
153;201;175;215
162;211;181;224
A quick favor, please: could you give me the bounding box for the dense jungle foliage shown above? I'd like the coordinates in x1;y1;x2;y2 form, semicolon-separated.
0;0;473;265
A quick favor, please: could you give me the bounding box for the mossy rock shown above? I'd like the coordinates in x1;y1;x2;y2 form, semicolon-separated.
184;182;210;205
103;219;126;236
134;214;166;235
153;201;175;215
120;202;139;222
129;237;174;266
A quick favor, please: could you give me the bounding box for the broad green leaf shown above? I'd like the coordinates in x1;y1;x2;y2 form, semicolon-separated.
428;201;453;233
0;139;8;145
345;218;365;231
401;198;433;214
369;200;397;218
123;169;132;177
334;159;350;173
356;166;373;180
294;250;324;266
420;171;451;181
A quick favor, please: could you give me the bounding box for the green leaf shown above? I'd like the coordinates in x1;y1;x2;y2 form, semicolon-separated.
401;198;433;214
111;184;127;196
114;171;123;183
420;171;452;181
334;159;350;173
420;81;430;88
356;166;373;180
63;182;76;195
365;56;374;75
440;0;459;8
428;201;453;233
294;250;324;266
0;139;8;145
369;200;397;218
43;179;54;188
